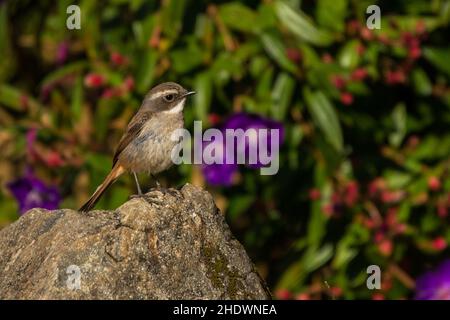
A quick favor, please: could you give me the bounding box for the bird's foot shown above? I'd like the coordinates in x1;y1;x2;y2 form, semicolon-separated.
149;186;180;198
129;193;144;200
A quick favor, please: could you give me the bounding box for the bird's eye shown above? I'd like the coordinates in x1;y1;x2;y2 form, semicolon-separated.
163;94;175;102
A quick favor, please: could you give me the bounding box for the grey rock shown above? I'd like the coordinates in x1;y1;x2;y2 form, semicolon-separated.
0;184;271;300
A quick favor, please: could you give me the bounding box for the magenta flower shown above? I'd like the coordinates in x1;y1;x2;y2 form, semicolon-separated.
56;41;69;64
7;170;61;214
415;260;450;300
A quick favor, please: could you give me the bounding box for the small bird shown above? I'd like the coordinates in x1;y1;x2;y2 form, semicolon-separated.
79;82;195;212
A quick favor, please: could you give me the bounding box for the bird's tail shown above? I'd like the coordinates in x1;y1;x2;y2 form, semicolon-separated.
79;164;126;212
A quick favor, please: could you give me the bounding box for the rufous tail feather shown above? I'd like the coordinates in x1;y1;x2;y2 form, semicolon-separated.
79;164;126;212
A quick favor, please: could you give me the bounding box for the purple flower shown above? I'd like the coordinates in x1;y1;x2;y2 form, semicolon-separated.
415;260;450;300
26;127;37;156
56;41;69;64
201;113;284;186
7;170;61;214
222;113;284;169
202;162;238;186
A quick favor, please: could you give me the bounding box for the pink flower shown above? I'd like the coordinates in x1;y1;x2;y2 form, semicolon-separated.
84;73;105;88
124;76;135;91
275;289;292;300
351;68;368;81
309;188;321;201
295;293;310;300
409;46;421;60
372;293;385;300
208;113;221;126
385;69;406;85
330;75;346;89
110;52;127;66
428;176;441;192
438;204;448;218
344;180;359;206
378;239;393;256
45;151;64;168
432;237;447;251
56;41;69;64
360;28;373;41
321;53;333;64
286;48;301;63
340;92;354;105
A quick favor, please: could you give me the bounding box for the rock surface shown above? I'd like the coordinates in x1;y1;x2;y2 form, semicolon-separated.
0;184;271;299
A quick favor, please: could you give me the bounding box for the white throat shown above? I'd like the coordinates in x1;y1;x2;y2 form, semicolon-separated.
164;98;185;114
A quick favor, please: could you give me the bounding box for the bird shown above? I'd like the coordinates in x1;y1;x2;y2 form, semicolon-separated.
79;82;195;212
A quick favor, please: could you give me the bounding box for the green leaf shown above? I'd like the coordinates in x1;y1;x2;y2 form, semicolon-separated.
160;0;187;42
412;69;432;96
275;1;334;46
303;243;334;272
219;2;258;33
316;0;348;32
194;72;212;122
136;50;158;94
40;61;87;88
271;72;295;120
304;88;344;152
71;76;84;122
170;44;204;74
423;47;450;77
260;31;297;73
0;84;42;112
389;103;407;148
337;40;360;69
227;194;255;220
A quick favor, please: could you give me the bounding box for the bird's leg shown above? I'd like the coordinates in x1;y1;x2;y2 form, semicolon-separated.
129;171;144;199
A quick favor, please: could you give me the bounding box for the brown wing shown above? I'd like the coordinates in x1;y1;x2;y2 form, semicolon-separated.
112;111;153;167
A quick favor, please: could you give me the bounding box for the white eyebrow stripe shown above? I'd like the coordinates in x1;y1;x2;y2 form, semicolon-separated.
149;89;178;100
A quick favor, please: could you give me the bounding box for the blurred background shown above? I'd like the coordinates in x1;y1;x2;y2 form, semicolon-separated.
1;0;450;300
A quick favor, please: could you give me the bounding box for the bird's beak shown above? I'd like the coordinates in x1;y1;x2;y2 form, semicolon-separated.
182;91;196;98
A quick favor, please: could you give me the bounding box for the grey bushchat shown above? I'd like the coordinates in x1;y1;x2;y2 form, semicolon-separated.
79;82;195;212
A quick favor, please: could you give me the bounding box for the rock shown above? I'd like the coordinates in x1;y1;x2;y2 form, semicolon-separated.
0;184;271;299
